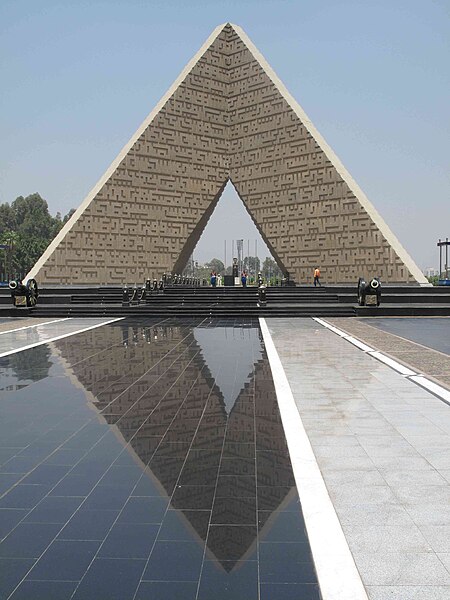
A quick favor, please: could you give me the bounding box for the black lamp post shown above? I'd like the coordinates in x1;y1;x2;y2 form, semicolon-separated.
437;238;449;281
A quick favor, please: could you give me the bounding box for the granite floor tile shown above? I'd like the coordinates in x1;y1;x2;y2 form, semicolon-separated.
211;497;256;525
404;503;450;526
437;553;450;574
0;484;50;509
366;585;450;600
117;496;168;524
354;552;450;585
135;581;197;600
258;511;306;543
259;583;321;600
157;509;210;541
0;557;35;598
57;509;120;541
328;484;398;506
21;464;71;486
171;485;215;510
24;495;83;524
49;474;99;496
0;522;61;559
343;525;432;554
98;522;158;559
82;485;131;510
207;526;257;562
72;557;145;600
381;469;448;487
0;508;27;539
9;579;77;600
197;559;258;600
131;476;163;497
420;526;450;553
27;540;100;581
143;540;204;581
0;456;43;474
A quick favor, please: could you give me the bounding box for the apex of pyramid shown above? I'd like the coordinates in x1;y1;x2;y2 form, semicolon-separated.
213;22;243;37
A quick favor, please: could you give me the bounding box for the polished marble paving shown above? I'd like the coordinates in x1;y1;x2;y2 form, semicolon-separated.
0;317;320;599
267;318;450;599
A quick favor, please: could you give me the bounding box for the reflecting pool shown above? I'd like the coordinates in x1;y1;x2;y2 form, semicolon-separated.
0;318;321;599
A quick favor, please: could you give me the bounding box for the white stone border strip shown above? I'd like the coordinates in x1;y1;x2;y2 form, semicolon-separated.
0;317;125;358
0;318;69;335
410;375;450;404
259;317;369;600
313;317;450;406
367;351;417;376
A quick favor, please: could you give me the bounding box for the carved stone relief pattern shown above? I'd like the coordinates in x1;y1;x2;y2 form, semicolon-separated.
36;24;416;284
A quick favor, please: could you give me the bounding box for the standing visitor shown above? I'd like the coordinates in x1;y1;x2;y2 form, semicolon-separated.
210;271;217;287
241;271;247;287
313;267;321;287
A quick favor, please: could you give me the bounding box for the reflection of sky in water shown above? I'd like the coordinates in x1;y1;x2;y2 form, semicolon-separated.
193;326;263;414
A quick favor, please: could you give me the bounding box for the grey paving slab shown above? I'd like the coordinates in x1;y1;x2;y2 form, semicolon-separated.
266;317;450;597
366;585;450;599
354;553;450;585
420;526;450;553
342;524;432;554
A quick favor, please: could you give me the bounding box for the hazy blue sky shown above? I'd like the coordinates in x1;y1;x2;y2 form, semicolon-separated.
1;0;448;270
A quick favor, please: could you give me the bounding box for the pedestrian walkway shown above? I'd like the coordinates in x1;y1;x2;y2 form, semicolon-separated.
266;318;450;599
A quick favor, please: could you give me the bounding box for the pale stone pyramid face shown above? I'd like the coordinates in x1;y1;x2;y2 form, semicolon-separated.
28;24;425;285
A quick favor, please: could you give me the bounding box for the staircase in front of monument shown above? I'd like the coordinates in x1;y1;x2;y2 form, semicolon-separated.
1;285;450;318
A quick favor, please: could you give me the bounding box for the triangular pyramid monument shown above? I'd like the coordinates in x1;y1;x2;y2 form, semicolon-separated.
28;23;426;285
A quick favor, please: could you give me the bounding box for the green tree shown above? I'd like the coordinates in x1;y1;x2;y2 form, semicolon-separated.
205;258;225;274
63;208;76;224
0;193;74;279
0;230;20;277
262;256;282;280
12;194;55;239
0;203;15;235
243;256;260;274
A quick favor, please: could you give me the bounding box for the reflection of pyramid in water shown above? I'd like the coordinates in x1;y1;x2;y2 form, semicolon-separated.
193;326;263;414
53;321;296;568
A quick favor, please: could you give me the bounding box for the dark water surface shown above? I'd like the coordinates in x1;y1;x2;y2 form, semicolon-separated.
0;318;320;599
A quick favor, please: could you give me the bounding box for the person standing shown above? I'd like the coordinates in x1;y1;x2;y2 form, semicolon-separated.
241;271;247;287
313;267;321;287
